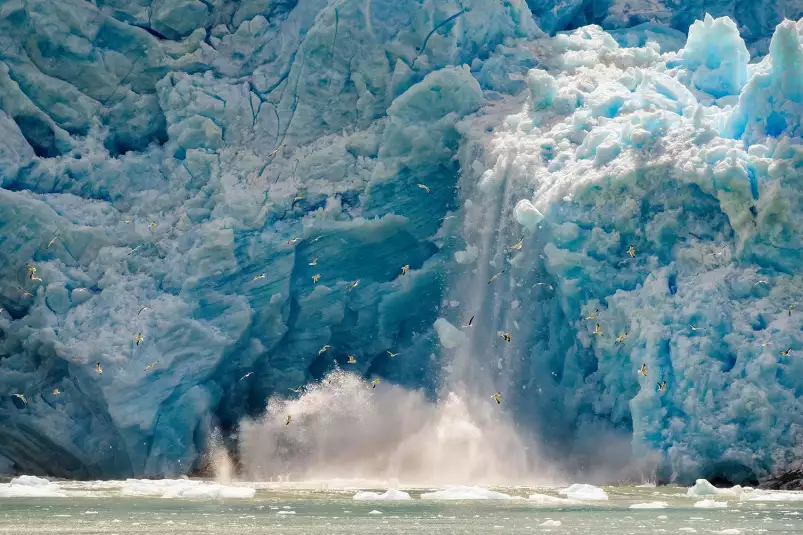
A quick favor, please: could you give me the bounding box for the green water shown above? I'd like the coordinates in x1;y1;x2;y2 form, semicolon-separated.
1;486;802;534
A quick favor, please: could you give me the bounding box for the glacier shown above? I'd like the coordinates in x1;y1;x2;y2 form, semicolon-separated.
2;0;803;487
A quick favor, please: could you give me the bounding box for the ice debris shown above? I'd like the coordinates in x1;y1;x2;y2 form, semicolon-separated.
558;484;609;501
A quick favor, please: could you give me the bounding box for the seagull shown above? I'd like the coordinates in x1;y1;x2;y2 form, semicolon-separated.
128;245;144;256
253;274;266;281
95;362;103;375
534;282;553;290
510;238;524;251
26;263;36;276
441;215;457;221
501;332;512;342
309;257;318;266
639;363;648;376
789;304;796;317
488;271;505;284
135;333;144;346
585;309;599;321
30;273;42;282
319;345;331;355
760;341;772;348
347;280;360;292
753;280;769;287
657;380;667;392
347;355;357;364
294;190;304;202
627;245;636;258
11;393;26;406
387;351;399;357
149;221;157;230
463;315;475;328
311;235;324;243
51;388;61;396
144;361;159;371
17;286;33;298
593;323;603;336
492;392;502;405
285;415;292;425
781;348;792;357
137;306;149;315
371;378;381;389
47;235;60;249
270;145;284;156
240;372;254;381
689;324;705;332
416;184;430;193
617;259;630;267
287;237;301;245
615;332;628;344
401;264;410;275
312;274;321;284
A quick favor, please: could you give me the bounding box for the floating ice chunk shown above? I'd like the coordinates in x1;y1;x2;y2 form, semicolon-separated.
741;490;803;502
558;484;609;501
514;199;544;231
528;493;579;505
694;499;728;508
687;479;742;497
527;69;557;111
353;489;412;501
368;510;382;515
277;510;296;515
434;319;466;349
678;529;697;533
717;530;741;535
540;519;562;527
455;245;479;265
0;476;66;498
421;486;513;500
629;501;668;509
121;479;255;499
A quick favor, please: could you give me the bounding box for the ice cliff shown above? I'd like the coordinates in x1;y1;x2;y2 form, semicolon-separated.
2;0;803;486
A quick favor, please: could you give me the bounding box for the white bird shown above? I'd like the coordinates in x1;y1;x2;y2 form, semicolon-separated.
492;392;502;404
240;372;254;381
137;306;149;315
689;324;705;332
319;345;331;355
488;271;505;284
47;235;60;249
417;184;430;193
11;393;27;406
144;361;159;371
387;351;399;357
347;280;359;292
95;362;103;375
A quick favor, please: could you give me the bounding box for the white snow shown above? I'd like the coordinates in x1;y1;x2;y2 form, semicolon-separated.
420;486;513;500
629;501;668;509
353;489;412;501
0;476;66;498
694;499;729;509
558;484;609;501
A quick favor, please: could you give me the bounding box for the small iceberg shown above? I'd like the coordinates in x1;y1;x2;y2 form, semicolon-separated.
420;485;512;500
539;519;562;527
0;476;66;498
353;489;412;501
629;501;668;509
528;493;579;505
121;479;255;499
693;499;728;509
686;479;742;497
558;483;609;501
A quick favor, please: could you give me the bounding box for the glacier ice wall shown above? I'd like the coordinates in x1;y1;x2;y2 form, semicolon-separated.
2;0;803;486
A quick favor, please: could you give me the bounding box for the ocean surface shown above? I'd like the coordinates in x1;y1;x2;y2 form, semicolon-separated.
2;480;803;534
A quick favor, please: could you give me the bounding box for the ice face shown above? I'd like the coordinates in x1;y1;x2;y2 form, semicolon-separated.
2;0;803;487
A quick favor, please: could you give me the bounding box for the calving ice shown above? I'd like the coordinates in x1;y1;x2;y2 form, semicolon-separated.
0;0;801;496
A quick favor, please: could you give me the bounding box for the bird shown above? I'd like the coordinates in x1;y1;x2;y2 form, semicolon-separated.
689;324;705;332
30;273;42;282
463;315;475;328
270;145;284;156
17;286;33;298
387;351;399;357
319;345;331;355
401;264;409;275
47;235;60;249
510;238;524;251
760;341;772;348
51;388;61;396
416;184;430;193
347;355;357;364
488;271;505;284
309;257;319;266
311;235;324;243
657;381;667;392
287;237;301;245
639;363;648;376
294;191;304;202
492;392;502;404
253;274;266;281
501;332;512;342
789;304;796;317
137;306;149;315
26;263;36;276
288;386;304;394
615;332;628;344
312;274;321;284
11;393;26;406
593;323;603;336
585;309;599;321
371;378;381;389
534;282;553;290
753;280;769;287
347;280;359;292
627;245;636;258
95;362;103;375
144;361;159;371
135;333;144;346
240;372;254;381
285;415;292;425
128;245;144;256
781;348;792;357
441;215;457;221
149;221;157;230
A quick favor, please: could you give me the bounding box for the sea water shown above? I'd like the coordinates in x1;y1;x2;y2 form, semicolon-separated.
2;480;803;534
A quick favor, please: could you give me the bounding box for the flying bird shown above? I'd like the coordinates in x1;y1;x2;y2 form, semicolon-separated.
501;332;512;342
593;323;603;336
311;235;324;243
387;351;399;357
128;245;144;256
371;378;381;389
137;306;149;315
29;273;42;282
135;333;144;346
270;145;284;156
627;245;636;258
319;345;331;355
287;237;301;245
51;388;61;396
781;348;792;357
416;184;430;193
149;221;157;230
615;332;628;344
401;264;409;275
312;274;321;284
253;274;266;281
492;392;502;405
11;393;26;406
285;415;292;425
347;355;357;364
585;309;599;321
639;363;648;376
240;372;254;381
95;362;103;375
753;280;769;287
309;257;318;266
464;315;475;328
47;235;60;249
294;191;304;202
17;286;33;298
347;280;359;292
26;263;36;276
760;341;772;348
789;304;796;317
144;361;159;371
657;381;667;392
689;324;705;332
510;238;524;251
488;271;505;284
